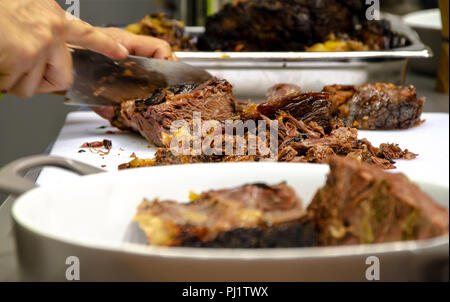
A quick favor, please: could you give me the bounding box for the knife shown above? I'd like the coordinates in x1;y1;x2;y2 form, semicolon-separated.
64;48;212;107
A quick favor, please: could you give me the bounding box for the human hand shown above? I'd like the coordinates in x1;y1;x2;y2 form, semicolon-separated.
0;0;129;98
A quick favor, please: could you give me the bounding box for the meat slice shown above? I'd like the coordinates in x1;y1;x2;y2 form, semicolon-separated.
134;183;315;248
324;83;424;130
307;157;449;246
255;92;334;133
109;78;237;147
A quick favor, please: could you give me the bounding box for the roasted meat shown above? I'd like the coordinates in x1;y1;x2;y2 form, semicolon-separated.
126;13;196;51
197;0;409;52
356;20;411;51
198;0;358;52
324;83;424;129
307;157;449;246
93;78;420;170
107;78;237;147
133;157;448;248
119;107;417;170
277;123;417;169
134;183;315;248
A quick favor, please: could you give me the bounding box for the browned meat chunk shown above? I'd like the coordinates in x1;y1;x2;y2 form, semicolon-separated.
307;157;449;246
110;78;237;147
134;183;315;248
126;13;196;51
324;83;425;129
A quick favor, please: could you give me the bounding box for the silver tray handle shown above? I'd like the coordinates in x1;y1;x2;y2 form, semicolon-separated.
0;155;103;196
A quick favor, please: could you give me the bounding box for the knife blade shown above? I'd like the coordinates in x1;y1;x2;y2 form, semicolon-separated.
64;48;212;107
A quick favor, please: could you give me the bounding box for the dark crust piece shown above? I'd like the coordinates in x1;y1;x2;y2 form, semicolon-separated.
134;183;316;248
356;20;411;50
307;157;449;246
181;219;316;248
324;83;425;130
256;92;334;133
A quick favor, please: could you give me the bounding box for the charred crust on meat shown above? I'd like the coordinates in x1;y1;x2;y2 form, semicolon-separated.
181;220;316;248
325;83;424;130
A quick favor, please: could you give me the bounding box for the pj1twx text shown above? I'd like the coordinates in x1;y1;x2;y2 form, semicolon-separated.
182;286;269;299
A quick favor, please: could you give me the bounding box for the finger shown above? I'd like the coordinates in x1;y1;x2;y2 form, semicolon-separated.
151;41;173;60
9;58;47;98
0;71;20;94
37;42;73;93
107;29;173;60
64;19;129;60
0;50;37;93
130;36;173;59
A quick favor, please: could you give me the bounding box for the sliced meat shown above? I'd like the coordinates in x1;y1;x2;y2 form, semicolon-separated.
324;83;425;129
107;78;237;147
134;183;315;248
100;79;421;171
307;157;449;246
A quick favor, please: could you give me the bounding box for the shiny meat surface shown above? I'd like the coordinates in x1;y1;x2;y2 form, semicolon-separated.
307;157;449;246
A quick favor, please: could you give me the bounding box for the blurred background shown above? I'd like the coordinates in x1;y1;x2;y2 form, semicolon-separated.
0;0;447;203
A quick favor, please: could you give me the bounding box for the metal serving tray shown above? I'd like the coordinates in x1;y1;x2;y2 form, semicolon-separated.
176;13;432;100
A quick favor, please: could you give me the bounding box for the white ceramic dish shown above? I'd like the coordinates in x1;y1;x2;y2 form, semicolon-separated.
1;156;448;281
